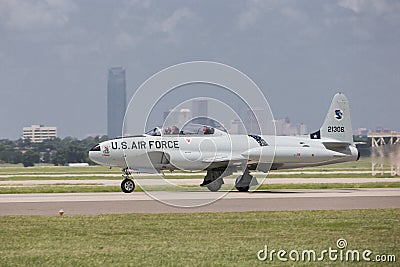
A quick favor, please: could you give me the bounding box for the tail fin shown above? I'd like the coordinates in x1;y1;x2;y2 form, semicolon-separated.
310;93;354;144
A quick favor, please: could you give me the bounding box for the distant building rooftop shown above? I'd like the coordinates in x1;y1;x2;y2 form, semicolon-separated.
23;125;57;143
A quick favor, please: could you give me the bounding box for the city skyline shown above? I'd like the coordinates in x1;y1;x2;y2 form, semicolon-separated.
1;1;399;139
15;69;400;139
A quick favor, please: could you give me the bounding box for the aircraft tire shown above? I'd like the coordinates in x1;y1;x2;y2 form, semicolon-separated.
206;179;223;192
121;179;135;193
236;186;249;192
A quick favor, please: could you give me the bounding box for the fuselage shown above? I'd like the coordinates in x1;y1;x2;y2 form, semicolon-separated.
89;132;359;173
89;93;359;193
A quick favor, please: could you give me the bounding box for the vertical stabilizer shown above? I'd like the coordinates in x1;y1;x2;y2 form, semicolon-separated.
310;93;353;144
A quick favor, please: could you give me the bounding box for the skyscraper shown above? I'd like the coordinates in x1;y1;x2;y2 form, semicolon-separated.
192;99;208;118
245;108;266;135
107;67;126;138
191;99;208;126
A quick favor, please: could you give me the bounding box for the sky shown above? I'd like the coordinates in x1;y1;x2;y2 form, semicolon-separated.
0;0;399;139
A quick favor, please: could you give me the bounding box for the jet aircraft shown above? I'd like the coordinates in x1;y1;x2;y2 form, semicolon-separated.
89;93;359;193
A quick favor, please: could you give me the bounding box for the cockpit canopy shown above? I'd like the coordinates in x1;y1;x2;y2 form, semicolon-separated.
145;124;220;136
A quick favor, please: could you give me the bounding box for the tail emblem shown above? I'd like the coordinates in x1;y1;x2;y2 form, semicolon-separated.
334;109;343;120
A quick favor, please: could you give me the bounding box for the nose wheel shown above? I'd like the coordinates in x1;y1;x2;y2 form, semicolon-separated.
121;168;135;193
121;178;135;193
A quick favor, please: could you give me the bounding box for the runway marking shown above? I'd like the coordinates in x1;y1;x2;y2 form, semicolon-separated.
1;178;400;186
1;188;400;203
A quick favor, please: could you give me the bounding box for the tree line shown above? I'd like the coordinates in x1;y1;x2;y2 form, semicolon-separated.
0;136;108;167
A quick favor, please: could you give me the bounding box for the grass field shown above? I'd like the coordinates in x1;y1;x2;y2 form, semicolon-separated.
0;160;398;266
0;157;394;173
0;165;120;175
0;173;398;182
1;158;398;194
0;209;398;266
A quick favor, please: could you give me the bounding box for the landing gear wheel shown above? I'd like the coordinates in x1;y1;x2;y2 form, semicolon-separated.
121;179;135;193
206;179;223;192
236;186;249;192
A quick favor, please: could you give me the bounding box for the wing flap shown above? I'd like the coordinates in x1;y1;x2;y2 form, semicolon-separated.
202;155;245;163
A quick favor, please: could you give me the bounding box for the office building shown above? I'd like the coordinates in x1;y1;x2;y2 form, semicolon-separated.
164;108;191;128
245;108;267;135
107;67;126;138
230;119;246;134
23;125;57;143
192;99;208;118
299;123;308;135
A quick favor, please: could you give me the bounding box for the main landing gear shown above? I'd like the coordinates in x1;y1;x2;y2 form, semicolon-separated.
121;168;135;193
235;168;258;192
200;169;226;192
200;168;258;192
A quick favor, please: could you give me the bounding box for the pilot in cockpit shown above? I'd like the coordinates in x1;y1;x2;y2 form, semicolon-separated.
202;126;214;135
171;125;179;134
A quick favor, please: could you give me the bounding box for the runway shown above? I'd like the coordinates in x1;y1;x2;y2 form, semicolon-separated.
1;188;399;216
2;177;400;186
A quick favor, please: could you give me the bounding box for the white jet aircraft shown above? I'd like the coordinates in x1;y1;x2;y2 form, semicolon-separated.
89;93;359;193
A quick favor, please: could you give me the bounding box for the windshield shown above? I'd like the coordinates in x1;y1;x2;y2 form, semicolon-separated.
145;124;216;136
145;127;162;136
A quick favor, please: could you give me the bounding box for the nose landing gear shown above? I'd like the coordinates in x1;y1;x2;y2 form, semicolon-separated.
121;168;135;193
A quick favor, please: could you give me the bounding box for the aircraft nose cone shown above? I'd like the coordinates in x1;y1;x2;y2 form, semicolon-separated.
89;144;104;164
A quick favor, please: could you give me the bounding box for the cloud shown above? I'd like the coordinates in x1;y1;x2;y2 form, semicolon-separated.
338;0;400;15
280;6;308;23
160;8;194;35
114;6;196;48
237;0;262;30
237;0;309;31
237;0;282;30
0;0;77;30
115;31;142;48
115;0;152;25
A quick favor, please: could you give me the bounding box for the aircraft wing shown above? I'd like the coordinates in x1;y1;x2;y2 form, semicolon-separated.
201;155;247;170
322;141;353;155
202;155;245;163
